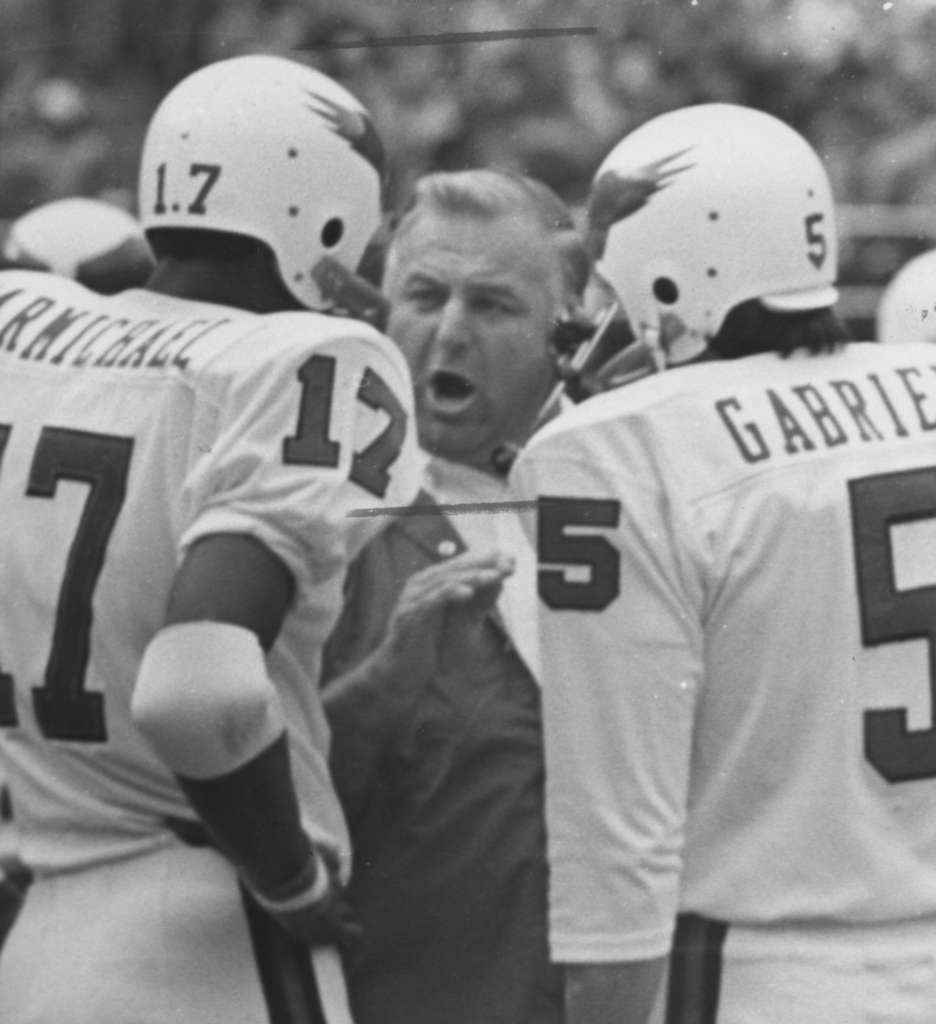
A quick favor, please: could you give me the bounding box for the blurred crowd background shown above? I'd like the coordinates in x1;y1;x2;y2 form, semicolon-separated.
2;0;936;331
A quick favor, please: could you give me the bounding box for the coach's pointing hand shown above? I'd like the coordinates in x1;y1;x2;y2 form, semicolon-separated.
373;548;515;705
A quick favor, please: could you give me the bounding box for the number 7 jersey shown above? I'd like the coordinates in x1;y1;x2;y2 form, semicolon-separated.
0;269;421;875
512;340;936;962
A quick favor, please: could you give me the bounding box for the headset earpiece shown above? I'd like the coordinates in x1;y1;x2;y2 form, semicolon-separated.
551;309;597;358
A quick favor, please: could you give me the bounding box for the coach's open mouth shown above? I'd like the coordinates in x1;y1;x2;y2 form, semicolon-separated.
426;370;477;414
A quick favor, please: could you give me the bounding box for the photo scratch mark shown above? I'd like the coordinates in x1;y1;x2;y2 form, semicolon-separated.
300;27;597;52
349;500;538;519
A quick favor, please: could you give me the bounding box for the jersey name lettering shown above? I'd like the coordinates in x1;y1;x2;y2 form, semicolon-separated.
716;363;936;464
0;288;229;371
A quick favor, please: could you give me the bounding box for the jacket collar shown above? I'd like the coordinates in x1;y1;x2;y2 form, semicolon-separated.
392;488;467;561
392;489;511;639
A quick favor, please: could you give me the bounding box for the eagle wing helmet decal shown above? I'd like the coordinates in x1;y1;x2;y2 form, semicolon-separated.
304;90;385;179
587;146;695;259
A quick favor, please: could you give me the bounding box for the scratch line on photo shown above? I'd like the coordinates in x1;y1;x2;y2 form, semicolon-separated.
348;500;538;519
299;27;597;52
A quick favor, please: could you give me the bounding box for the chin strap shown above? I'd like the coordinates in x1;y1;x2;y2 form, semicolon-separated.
311;256;390;331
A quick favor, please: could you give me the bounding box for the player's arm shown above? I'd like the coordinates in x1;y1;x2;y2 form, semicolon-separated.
131;532;351;946
510;439;700;1013
130;328;420;945
564;959;667;1024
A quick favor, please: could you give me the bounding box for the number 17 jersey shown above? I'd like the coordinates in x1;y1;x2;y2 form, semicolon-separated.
0;269;421;875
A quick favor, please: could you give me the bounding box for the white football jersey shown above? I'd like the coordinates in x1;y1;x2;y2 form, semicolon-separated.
512;341;936;963
0;269;420;875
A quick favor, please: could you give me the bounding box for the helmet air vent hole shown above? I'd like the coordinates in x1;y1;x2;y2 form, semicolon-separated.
288;148;299;159
653;277;679;305
321;218;344;248
289;206;299;217
709;211;719;221
707;267;717;278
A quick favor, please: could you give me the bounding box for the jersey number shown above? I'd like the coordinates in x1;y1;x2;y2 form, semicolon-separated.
537;496;621;611
804;212;827;269
153;162;223;216
536;473;936;783
283;353;407;499
850;467;936;783
0;427;133;742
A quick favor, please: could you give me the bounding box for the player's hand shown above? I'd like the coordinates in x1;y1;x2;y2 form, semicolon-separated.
265;877;362;952
370;547;515;695
250;846;362;952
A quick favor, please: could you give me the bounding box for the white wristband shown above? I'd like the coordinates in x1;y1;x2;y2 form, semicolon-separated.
251;847;331;914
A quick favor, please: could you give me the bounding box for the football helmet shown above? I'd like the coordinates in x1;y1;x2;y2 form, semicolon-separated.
876;248;936;345
589;103;838;364
3;197;154;293
139;55;385;311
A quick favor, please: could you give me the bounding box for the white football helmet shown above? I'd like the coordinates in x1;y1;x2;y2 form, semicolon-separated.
4;197;154;292
138;55;384;311
876;248;936;345
589;103;838;364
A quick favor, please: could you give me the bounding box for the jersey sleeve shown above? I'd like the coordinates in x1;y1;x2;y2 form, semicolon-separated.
178;322;422;607
510;427;703;964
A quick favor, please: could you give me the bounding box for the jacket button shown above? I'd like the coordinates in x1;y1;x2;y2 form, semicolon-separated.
437;539;458;557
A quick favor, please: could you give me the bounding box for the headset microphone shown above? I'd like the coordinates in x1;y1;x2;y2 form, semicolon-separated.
490;302;631;476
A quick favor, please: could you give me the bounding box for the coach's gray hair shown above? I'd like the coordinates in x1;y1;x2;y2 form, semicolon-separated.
389;169;590;302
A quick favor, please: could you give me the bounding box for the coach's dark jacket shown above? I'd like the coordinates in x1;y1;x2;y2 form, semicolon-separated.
322;490;563;1024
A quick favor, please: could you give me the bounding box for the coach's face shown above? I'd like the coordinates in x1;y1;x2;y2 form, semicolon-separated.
384;209;561;474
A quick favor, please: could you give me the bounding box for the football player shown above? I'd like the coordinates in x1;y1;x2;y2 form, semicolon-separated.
0;55;420;1024
512;104;936;1024
0;196;155;940
876;247;936;345
2;196;155;293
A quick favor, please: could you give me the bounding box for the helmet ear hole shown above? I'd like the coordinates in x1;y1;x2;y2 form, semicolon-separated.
321;218;344;248
653;277;679;305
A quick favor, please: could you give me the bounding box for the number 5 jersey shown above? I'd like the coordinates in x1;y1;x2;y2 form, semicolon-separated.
0;269;421;876
511;339;936;963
